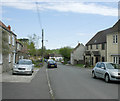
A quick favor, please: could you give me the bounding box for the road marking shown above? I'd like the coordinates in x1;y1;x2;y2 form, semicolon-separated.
46;68;55;100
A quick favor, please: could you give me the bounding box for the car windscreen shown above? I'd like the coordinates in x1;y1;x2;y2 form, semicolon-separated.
106;63;120;69
49;61;55;64
18;60;32;65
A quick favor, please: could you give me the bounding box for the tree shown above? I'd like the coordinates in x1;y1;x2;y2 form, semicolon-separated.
28;34;41;49
59;46;73;63
27;42;36;56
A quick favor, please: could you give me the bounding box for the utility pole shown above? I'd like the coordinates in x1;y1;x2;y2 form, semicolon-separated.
42;29;44;64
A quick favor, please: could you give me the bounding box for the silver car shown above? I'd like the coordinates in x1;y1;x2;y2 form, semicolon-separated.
92;62;120;83
12;59;34;75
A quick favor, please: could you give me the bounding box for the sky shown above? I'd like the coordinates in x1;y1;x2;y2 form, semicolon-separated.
0;0;119;49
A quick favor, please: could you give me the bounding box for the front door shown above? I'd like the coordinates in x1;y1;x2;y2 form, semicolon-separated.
95;57;99;63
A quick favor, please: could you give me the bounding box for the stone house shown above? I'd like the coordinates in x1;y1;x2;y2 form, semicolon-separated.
71;43;85;65
107;20;120;64
0;22;2;73
84;29;108;66
0;21;17;72
84;20;120;66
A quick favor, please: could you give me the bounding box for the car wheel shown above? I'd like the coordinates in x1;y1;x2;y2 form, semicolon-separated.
12;72;15;75
92;71;96;78
29;73;32;76
105;74;110;83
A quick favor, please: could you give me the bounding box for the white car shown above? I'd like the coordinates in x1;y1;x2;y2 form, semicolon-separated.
12;59;34;75
92;62;120;83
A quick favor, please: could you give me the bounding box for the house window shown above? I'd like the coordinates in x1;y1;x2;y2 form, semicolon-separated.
12;35;15;46
116;35;118;43
113;35;115;43
113;57;118;64
17;44;20;50
101;43;105;50
113;35;118;44
9;54;11;62
87;46;88;50
21;56;24;59
19;56;21;59
96;44;98;49
9;35;11;44
0;53;2;64
13;53;15;64
90;45;92;49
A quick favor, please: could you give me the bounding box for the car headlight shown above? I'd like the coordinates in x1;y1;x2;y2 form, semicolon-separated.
27;68;31;70
13;65;17;69
112;72;118;76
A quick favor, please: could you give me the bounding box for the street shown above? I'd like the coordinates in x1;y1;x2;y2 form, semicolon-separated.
2;62;119;100
48;63;119;99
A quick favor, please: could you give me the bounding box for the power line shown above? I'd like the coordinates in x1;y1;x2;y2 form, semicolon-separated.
36;2;43;30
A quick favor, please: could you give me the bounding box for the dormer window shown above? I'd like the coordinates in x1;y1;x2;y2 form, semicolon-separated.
94;40;97;43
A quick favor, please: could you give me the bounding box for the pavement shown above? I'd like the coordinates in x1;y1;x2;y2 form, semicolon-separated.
1;68;39;83
2;65;51;99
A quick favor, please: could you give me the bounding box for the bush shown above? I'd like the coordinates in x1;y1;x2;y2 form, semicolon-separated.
32;59;43;68
75;64;84;68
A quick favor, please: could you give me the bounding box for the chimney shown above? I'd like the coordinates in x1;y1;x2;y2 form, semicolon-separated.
8;25;11;31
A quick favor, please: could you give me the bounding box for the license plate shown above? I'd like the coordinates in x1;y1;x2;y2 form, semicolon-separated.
51;65;54;67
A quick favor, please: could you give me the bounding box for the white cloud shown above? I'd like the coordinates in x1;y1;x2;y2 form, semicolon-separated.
1;0;118;16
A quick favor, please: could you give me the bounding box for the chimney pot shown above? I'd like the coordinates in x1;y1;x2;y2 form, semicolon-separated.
8;25;11;31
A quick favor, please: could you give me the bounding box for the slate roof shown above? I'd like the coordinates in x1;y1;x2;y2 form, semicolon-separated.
16;40;23;47
71;43;80;53
0;21;9;31
86;19;120;45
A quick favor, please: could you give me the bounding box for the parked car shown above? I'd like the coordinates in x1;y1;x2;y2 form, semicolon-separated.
47;59;54;62
61;60;64;64
92;62;120;83
12;59;34;75
47;60;57;68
